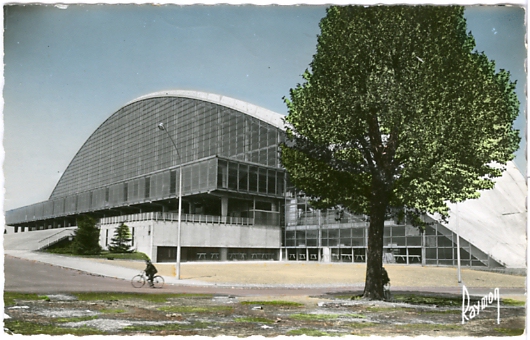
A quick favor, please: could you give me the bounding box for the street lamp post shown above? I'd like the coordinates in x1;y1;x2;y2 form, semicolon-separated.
456;201;462;284
157;122;183;280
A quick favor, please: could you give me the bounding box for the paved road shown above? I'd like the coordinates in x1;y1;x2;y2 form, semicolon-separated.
4;255;358;296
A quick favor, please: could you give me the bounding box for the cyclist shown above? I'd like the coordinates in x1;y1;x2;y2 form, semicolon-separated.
144;259;158;287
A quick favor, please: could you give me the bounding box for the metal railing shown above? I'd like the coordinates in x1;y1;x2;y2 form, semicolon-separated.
37;227;76;249
287;210;368;226
99;212;254;226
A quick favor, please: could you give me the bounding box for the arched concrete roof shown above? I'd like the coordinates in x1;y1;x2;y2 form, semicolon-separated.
126;90;286;131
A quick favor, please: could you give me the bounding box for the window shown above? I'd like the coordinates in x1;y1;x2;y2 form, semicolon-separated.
277;172;285;195
238;164;248;191
123;183;128;202
267;170;276;195
255;201;272;211
145;177;151;199
191;163;200;191
249;166;258;192
258;168;267;194
170;170;177;195
228;162;238;190
130;181;138;200
218;160;227;188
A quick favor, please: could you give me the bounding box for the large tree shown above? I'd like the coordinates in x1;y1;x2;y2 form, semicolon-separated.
281;5;520;300
72;215;102;255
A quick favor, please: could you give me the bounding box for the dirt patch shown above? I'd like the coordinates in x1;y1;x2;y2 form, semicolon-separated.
4;292;525;336
90;260;526;288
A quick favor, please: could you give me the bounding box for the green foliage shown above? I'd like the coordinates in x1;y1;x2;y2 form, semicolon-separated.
366;306;416;313
391;294;462;306
346;322;378;329
71;215;102;255
44;247;149;261
122;322;210;332
283;5;519;217
108;223;133;253
494;327;525;336
100;308;127;314
4;320;106;336
234;317;276;324
281;5;520;299
168;293;214;299
73;292;178;303
290;313;365;320
99;251;149;260
240;300;304;307
286;328;336;336
501;298;526;306
397;323;460;331
3;292;42;306
158;305;234;313
54;316;100;323
44;237;74;253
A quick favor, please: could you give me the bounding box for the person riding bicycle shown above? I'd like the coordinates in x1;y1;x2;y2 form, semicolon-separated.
144;260;158;287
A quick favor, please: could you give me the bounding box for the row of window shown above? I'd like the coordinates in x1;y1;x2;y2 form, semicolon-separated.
284;229;423;247
6;158;286;224
52;97;284;198
284;222;489;266
217;159;285;196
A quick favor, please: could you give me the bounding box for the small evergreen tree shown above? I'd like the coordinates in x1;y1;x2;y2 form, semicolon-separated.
72;215;102;255
108;223;133;253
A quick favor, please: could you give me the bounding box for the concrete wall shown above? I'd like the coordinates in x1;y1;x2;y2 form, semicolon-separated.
99;220;282;261
100;221;154;259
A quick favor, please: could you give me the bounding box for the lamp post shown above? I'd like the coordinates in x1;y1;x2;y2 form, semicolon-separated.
456;201;462;283
157;122;183;280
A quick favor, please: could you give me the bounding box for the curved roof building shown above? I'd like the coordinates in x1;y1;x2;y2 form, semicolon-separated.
5;90;526;270
7;90;287;227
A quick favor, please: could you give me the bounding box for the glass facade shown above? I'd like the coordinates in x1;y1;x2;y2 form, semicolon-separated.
5;91;510;269
6;94;285;226
283;195;501;267
51;96;283;198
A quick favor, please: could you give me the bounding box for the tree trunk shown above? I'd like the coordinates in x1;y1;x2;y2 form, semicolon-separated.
363;185;389;300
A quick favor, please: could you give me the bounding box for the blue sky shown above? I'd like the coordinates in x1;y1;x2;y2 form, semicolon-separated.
3;3;526;211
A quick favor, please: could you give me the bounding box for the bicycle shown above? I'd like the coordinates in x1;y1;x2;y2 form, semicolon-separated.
131;271;165;288
383;283;392;301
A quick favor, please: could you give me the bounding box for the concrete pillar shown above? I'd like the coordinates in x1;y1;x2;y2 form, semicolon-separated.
220;248;228;261
221;197;228;223
149;222;155;262
322;247;331;262
421;232;426;266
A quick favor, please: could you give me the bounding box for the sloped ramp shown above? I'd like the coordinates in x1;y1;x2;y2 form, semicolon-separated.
4;227;76;251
